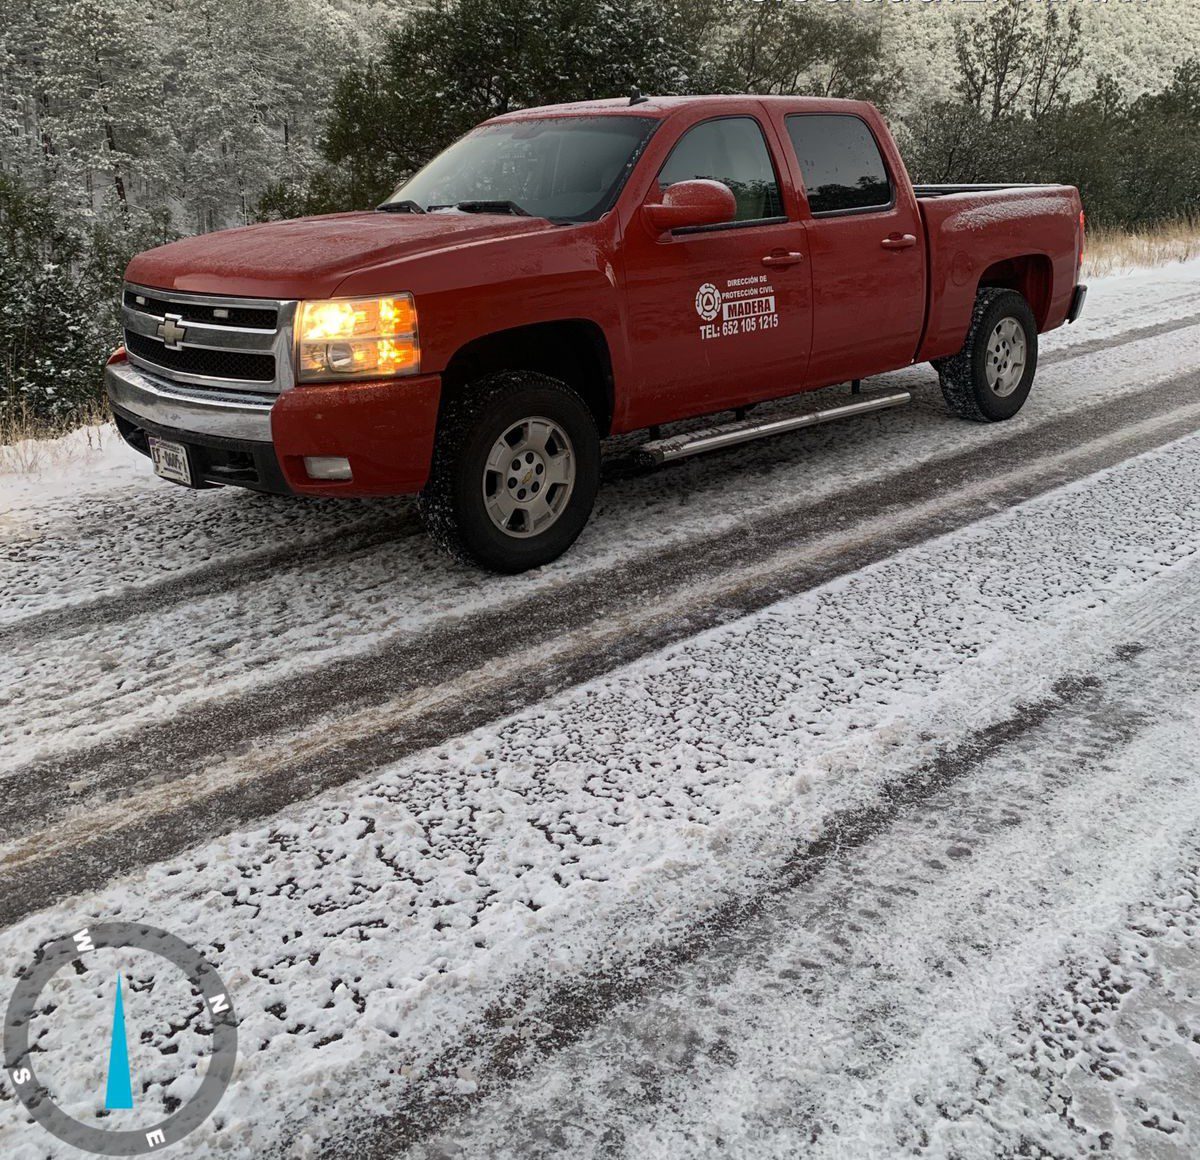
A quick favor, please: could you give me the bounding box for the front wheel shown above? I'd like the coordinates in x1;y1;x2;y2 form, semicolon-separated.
938;288;1038;422
418;371;600;572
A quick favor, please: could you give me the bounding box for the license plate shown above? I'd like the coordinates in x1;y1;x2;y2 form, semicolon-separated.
148;436;192;486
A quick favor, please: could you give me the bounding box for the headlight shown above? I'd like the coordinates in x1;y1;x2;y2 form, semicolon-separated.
296;294;419;382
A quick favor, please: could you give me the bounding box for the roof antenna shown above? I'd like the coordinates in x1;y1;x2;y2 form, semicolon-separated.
629;86;649;106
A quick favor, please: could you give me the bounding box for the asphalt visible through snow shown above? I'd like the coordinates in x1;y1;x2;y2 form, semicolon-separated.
403;618;1200;1160
6;299;1200;654
4;262;1200;1159
4;364;1200;931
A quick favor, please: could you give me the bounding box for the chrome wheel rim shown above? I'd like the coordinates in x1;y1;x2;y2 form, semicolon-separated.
483;416;576;538
985;317;1028;398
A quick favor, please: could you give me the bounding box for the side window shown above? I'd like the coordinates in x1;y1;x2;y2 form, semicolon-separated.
785;115;892;215
658;117;784;224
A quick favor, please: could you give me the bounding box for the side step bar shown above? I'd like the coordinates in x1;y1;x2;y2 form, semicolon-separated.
638;389;912;465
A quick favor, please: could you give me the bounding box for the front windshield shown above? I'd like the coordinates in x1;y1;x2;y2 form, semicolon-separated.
385;116;657;222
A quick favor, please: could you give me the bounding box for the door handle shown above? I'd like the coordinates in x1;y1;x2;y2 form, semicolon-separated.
881;234;917;250
762;251;805;268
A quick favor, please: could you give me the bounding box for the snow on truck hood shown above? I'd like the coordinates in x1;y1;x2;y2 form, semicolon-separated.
124;210;551;300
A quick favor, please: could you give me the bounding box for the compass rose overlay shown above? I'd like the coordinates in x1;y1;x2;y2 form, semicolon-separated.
4;922;238;1156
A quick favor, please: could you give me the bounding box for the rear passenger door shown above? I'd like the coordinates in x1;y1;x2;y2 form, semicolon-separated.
620;114;813;427
782;113;926;388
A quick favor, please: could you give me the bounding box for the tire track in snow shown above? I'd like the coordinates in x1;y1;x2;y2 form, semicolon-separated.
3;305;1199;650
3;372;1200;932
335;671;1146;1157
319;612;1200;1159
0;518;418;647
1040;306;1200;366
921;838;1200;1157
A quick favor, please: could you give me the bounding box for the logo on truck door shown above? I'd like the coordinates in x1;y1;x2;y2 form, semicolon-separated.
694;283;723;322
695;276;778;341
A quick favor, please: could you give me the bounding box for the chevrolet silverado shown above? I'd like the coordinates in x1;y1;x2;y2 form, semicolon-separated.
107;95;1087;571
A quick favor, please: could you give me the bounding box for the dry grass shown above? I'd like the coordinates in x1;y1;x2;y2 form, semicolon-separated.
1083;220;1200;279
0;401;111;476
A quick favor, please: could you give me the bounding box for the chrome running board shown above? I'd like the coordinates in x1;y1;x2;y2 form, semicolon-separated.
638;389;912;465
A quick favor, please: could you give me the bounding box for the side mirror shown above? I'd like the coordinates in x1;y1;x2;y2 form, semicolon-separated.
642;180;737;235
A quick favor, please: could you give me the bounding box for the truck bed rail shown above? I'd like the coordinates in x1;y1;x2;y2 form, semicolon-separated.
913;183;1059;198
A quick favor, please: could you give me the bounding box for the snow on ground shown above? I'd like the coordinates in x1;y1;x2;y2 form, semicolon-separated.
3;420;1200;1158
4;259;1200;1158
436;640;1200;1159
0;423;147;506
4;260;1200;771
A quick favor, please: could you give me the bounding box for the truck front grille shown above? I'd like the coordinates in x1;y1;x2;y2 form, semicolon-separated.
123;288;279;331
122;282;296;394
125;332;275;382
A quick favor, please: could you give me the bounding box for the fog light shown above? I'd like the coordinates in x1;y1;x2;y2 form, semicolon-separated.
303;456;352;481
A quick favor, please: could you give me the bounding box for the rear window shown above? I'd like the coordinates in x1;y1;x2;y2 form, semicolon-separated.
785;115;892;216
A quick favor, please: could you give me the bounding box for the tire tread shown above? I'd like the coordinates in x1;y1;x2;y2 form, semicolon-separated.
938;288;1038;423
418;371;598;571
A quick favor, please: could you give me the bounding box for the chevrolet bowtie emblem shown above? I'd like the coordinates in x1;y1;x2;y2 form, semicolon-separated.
157;315;187;349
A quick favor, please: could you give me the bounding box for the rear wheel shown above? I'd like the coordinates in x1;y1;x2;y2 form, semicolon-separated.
938;288;1038;422
418;371;600;572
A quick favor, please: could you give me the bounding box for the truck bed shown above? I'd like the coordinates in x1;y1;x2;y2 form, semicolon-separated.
914;183;1083;364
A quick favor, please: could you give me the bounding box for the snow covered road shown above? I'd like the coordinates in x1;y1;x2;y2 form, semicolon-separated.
417;623;1200;1160
3;260;1200;1158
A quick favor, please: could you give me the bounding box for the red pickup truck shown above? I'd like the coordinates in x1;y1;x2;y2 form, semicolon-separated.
107;95;1086;571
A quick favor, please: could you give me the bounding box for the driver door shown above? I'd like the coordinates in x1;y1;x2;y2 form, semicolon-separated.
620;114;813;428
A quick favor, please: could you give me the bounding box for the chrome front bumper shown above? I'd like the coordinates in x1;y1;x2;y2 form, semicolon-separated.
105;359;274;443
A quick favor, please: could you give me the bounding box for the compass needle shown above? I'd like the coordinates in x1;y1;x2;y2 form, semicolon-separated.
104;973;134;1112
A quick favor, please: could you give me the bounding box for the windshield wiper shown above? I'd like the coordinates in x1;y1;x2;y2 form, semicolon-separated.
429;200;531;217
376;200;426;214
